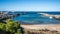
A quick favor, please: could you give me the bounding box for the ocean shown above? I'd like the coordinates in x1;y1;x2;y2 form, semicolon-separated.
12;11;60;24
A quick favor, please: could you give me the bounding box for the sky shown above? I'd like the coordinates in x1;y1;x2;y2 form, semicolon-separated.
0;0;60;11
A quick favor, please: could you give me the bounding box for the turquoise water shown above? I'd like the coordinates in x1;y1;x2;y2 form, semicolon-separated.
12;12;60;24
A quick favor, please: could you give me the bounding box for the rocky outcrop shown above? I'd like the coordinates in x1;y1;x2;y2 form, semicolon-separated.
0;11;20;23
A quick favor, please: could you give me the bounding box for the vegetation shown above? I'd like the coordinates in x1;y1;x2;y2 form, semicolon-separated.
0;19;23;34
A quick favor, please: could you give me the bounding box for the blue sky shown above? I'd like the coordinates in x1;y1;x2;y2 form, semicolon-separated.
0;0;60;11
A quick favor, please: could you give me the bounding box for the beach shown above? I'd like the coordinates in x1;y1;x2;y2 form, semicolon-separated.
21;24;60;32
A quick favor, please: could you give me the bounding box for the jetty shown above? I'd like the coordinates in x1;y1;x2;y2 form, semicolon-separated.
39;13;60;20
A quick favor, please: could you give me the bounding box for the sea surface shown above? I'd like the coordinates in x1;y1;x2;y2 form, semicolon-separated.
11;11;60;24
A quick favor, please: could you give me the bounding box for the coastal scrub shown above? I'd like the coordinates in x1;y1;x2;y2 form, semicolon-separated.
0;19;23;34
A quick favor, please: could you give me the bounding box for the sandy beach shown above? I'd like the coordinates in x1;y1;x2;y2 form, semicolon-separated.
21;24;60;31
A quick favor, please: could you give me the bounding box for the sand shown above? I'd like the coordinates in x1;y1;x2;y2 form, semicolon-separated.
21;24;60;31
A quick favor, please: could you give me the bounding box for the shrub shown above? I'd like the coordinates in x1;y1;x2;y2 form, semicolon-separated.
0;19;23;34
